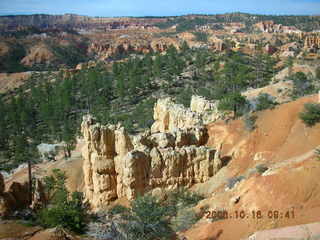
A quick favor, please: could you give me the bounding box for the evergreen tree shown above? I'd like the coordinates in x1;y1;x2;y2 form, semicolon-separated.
116;72;126;99
218;92;248;117
153;54;162;77
181;41;190;53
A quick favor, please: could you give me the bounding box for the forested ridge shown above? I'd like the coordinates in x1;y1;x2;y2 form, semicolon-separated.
0;44;288;171
0;33;90;73
154;13;320;32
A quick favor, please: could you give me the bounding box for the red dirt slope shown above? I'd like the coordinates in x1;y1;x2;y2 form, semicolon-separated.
185;94;320;240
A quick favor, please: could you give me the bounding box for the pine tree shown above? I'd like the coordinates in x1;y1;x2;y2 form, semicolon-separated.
116;72;126;99
61;119;76;158
153;54;162;77
218;92;248;118
181;41;190;53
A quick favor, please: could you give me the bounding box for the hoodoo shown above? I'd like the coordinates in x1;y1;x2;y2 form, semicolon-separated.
81;97;222;209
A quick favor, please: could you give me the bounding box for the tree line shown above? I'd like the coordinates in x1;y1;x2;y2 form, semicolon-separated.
0;43;277;171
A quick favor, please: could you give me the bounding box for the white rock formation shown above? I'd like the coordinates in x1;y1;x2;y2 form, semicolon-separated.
151;97;202;133
82;118;221;209
190;95;221;124
81;96;224;210
37;143;65;161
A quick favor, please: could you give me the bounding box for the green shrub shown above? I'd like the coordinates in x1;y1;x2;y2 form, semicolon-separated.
243;114;257;131
132;98;156;129
226;176;245;189
37;169;88;233
49;42;89;68
176;88;193;108
43;169;68;202
197;87;215;101
171;208;199;232
125;194;173;240
316;67;320;80
290;72;315;99
109;204;129;216
123;191;203;238
0;43;27;73
88;189;204;239
193;31;209;43
315;148;320;161
38;192;87;233
166;188;204;211
299;103;320;127
218;92;248;117
255;93;277;111
255;164;269;174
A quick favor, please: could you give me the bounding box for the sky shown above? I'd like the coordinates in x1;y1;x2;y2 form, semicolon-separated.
0;0;319;17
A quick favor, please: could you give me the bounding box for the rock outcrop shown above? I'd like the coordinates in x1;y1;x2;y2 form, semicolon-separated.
304;34;320;49
21;44;55;67
243;81;293;104
81;117;131;207
0;173;10;217
88;40;149;60
0;173;46;217
151;96;222;134
0;72;33;94
151;97;203;133
254;21;301;34
0;14;165;31
37;143;66;161
190;95;222;124
75;60;97;70
0;181;32;217
209;37;226;51
150;37;180;52
88;37;180;60
255;21;283;33
82;97;223;209
31;179;46;210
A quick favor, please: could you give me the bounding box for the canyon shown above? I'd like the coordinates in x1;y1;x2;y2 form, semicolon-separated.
0;12;320;240
0;14;165;31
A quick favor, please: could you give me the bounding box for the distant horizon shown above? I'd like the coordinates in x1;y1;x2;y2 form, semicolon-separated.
0;12;319;18
0;0;319;17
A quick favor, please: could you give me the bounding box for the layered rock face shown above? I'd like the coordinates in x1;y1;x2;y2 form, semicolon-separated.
190;96;222;124
208;37;226;51
255;21;283;33
0;172;10;217
151;96;221;134
88;41;150;60
0;174;29;217
304;34;320;49
20;44;55;67
0;173;46;217
81;117;134;207
82;97;223;209
151;97;203;133
254;21;300;34
0;14;166;31
88;37;180;60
